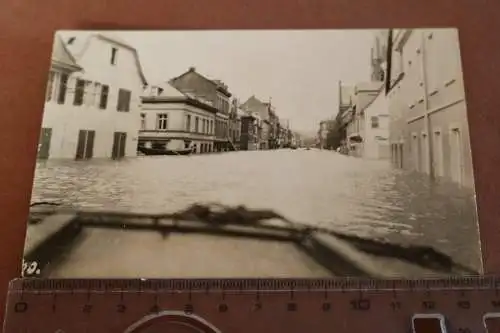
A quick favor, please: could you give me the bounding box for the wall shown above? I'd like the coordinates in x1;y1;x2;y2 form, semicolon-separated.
387;28;473;188
363;88;390;160
42;36;145;159
139;102;216;151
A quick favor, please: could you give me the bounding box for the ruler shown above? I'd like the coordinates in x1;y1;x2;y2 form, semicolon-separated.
4;277;500;333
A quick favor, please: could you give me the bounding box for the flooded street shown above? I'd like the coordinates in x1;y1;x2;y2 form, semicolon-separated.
30;149;482;277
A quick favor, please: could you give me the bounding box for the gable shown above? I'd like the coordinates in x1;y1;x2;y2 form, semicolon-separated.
51;34;82;71
60;31;148;86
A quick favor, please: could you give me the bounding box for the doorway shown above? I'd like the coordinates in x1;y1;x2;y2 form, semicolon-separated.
75;130;95;160
111;132;127;159
38;128;52;160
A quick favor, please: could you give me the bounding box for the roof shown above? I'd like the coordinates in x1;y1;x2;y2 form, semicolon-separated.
142;82;218;113
59;31;148;86
170;67;232;97
51;34;83;71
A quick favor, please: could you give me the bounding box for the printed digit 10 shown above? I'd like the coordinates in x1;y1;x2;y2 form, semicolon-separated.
22;259;41;277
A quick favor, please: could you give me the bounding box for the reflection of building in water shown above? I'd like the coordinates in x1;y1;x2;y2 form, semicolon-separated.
39;32;147;160
386;29;473;188
141;83;216;154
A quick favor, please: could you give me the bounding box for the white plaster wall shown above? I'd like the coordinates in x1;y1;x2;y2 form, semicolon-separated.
140;103;216;133
42;36;145;159
363;90;390;160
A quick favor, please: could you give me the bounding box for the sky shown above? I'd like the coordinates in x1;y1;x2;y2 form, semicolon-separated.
63;30;375;135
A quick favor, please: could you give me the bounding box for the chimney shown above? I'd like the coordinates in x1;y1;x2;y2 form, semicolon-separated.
189;66;196;72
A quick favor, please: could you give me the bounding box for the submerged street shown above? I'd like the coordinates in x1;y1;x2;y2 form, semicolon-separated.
30;149;482;277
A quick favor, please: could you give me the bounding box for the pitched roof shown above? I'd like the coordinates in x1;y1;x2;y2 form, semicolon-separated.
51;34;82;71
59;31;148;86
170;67;232;97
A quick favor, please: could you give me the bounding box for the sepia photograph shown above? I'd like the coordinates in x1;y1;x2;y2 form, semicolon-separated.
23;28;482;278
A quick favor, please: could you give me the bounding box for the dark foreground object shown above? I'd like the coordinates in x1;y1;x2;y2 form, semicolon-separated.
24;202;478;279
137;146;194;156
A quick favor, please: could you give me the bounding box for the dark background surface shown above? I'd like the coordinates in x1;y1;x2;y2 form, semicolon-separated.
0;0;499;324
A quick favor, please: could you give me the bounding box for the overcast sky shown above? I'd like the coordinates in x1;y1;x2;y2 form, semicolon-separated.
65;30;375;135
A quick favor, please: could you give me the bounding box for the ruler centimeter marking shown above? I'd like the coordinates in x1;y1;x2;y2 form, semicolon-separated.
4;277;500;333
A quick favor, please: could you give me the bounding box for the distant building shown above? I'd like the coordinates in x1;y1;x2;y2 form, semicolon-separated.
140;82;216;153
40;32;148;160
385;28;473;188
345;82;381;157
318;119;334;149
359;85;390;159
228;99;244;150
241;96;271;150
169;67;233;151
240;110;260;151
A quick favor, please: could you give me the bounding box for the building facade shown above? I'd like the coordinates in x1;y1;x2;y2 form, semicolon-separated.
41;32;148;160
38;36;84;160
386;28;473;188
241;96;271;150
345;82;382;157
169;67;233;152
140;83;216;153
361;87;390;159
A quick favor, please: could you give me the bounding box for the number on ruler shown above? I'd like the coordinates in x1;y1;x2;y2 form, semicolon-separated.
322;302;331;312
184;304;194;314
218;304;228;313
350;299;370;311
390;301;401;311
14;302;28;313
422;301;436;310
457;300;471;309
82;304;92;313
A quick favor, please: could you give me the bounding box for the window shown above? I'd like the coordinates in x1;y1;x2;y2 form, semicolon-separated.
57;73;69;104
84;81;93;106
111;47;118;65
72;79;86;106
156;114;168;130
195;117;199;133
46;71;55;101
186;115;191;131
117;89;131;112
99;85;109;109
371;116;379;128
140;113;146;130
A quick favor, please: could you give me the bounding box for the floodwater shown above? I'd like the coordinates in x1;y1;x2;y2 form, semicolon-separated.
29;149;482;277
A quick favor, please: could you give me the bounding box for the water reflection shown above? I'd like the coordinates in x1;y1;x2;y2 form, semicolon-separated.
31;149;481;271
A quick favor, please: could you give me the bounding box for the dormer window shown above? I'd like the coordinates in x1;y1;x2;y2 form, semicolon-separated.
111;47;118;65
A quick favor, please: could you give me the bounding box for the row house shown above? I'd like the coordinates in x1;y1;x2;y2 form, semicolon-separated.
140;83;217;154
169;67;233;152
228;99;245;150
346;82;385;157
40;32;147;160
241;96;271;150
266;103;280;149
385;28;473;188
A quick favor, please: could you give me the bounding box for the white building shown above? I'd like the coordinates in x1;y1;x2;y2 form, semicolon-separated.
41;32;148;160
346;82;382;157
141;83;217;153
38;36;84;159
386;28;473;188
361;87;390;160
